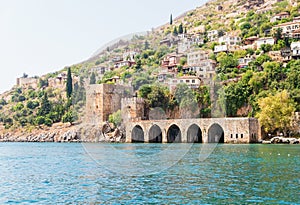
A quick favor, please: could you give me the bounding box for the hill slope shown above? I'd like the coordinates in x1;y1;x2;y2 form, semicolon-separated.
1;0;300;140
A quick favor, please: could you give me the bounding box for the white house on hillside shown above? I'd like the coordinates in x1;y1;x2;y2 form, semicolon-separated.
272;22;300;37
187;50;211;66
255;37;275;49
207;30;219;42
218;35;241;45
214;45;228;53
168;76;202;90
291;41;300;58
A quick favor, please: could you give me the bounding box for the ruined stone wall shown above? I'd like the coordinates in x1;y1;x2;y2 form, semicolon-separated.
16;77;38;89
85;84;134;124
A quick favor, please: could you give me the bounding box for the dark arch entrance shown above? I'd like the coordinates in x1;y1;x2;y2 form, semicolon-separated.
149;125;162;143
208;123;224;143
132;125;144;143
187;124;202;143
167;124;181;143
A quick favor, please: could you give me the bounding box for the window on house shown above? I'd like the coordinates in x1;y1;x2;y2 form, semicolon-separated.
231;134;233;138
241;134;244;138
236;134;238;138
186;80;190;83
192;80;195;83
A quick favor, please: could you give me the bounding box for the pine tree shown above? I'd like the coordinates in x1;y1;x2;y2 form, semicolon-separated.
170;14;173;25
178;23;183;34
66;67;73;98
90;72;96;84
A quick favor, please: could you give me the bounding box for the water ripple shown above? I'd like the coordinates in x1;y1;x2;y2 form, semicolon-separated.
0;143;299;204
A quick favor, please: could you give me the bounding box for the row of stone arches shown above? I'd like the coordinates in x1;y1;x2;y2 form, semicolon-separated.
131;123;224;143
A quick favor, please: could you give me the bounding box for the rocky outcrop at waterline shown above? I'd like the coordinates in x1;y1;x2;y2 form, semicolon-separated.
261;137;300;144
0;122;125;143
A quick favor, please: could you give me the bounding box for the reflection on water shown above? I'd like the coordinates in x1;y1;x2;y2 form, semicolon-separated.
0;143;299;204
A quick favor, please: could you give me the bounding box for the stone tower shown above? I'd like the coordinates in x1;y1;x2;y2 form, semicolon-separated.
85;84;134;124
121;97;147;123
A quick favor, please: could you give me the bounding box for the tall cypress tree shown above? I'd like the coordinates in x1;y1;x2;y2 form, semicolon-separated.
66;67;73;98
178;23;183;34
90;72;96;84
173;26;178;36
170;14;173;25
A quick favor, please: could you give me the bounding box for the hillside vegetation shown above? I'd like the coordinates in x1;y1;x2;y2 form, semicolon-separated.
1;0;300;137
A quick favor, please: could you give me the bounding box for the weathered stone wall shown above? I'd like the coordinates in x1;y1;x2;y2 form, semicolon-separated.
16;77;38;89
121;97;146;123
85;84;134;124
126;118;260;143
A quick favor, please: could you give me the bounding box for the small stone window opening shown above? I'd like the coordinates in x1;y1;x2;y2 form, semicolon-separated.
231;134;233;138
236;134;238;138
241;134;244;138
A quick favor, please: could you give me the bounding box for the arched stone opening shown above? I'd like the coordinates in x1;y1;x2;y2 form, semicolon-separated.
132;125;144;143
167;124;181;143
187;124;202;143
149;124;162;143
208;123;224;143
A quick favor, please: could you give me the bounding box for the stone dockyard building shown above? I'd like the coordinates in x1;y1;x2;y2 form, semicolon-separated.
85;84;261;143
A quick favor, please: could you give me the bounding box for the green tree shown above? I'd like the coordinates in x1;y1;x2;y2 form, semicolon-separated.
178;23;183;34
256;90;296;136
38;93;52;116
35;116;45;125
260;44;272;53
109;110;122;127
144;41;150;50
138;84;152;98
39;78;48;88
144;85;170;111
170;14;173;25
90;72;96;84
134;59;142;71
66;67;73;98
216;52;238;74
223;81;250;117
273;28;283;43
286;60;300;89
0;98;7;106
262;61;283;86
62;109;78;124
173;26;178;36
26;100;39;110
240;22;251;30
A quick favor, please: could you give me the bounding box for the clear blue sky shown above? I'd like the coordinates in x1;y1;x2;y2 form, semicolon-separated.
0;0;207;93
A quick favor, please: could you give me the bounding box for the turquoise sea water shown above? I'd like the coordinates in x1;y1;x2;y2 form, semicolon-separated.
0;143;299;204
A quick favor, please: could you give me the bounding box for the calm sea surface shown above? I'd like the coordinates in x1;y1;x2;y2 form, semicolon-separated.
0;143;299;204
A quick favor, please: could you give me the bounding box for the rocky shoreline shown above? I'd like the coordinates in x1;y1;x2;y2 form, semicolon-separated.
0;122;125;143
261;136;300;144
